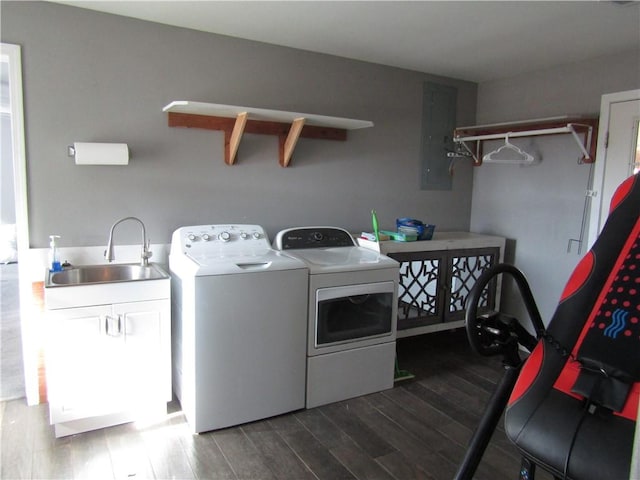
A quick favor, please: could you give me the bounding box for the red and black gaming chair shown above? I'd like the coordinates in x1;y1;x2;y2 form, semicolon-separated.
456;173;640;480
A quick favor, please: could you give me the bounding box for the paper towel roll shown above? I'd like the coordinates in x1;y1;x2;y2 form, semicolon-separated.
73;142;129;165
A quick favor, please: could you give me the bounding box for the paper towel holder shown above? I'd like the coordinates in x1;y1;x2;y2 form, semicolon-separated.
67;142;129;165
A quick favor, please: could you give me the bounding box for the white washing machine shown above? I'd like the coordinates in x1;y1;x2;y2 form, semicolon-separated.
170;224;308;433
273;226;400;408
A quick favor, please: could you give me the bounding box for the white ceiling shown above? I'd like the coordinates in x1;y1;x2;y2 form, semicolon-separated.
51;1;640;82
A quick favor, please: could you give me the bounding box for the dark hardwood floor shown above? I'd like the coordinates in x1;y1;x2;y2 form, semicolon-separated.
1;329;553;479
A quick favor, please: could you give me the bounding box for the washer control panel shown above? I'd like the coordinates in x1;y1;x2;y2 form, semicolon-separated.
172;224;270;258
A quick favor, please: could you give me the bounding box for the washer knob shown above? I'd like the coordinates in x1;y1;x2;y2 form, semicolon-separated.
312;231;323;242
218;231;231;242
240;232;249;240
187;234;197;241
252;232;261;239
202;234;211;241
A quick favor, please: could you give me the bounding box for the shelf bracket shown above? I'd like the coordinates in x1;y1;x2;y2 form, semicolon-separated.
225;112;248;165
458;140;481;165
567;123;592;162
279;117;306;167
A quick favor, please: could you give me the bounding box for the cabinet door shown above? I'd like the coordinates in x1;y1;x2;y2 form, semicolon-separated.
116;299;171;408
47;305;122;423
388;251;446;330
445;247;499;321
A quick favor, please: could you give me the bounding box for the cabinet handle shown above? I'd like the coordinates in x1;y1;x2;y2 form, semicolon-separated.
105;315;122;337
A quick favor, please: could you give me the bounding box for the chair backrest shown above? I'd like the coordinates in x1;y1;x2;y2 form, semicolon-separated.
509;172;640;418
504;174;639;480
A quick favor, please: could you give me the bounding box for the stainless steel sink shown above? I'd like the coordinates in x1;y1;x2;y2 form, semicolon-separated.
45;263;169;287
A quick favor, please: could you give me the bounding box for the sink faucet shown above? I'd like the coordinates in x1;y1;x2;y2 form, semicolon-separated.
104;216;152;266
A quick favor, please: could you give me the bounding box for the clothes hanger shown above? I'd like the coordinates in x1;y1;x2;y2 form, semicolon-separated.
482;132;535;164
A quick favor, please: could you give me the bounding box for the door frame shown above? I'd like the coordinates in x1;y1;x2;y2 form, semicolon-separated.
587;89;640;250
1;43;36;404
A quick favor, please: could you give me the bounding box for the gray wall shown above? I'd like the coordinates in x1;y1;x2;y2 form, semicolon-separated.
2;2;477;249
471;49;640;323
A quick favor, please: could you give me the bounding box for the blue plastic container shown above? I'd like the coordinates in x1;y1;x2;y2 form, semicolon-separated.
396;218;436;240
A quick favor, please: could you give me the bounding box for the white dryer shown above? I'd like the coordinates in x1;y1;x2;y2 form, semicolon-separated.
273;226;400;408
170;224;308;433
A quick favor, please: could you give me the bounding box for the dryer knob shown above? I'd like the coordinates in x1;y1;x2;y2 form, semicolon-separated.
252;232;261;240
240;232;249;240
219;231;231;242
188;234;197;241
202;234;211;241
312;231;323;242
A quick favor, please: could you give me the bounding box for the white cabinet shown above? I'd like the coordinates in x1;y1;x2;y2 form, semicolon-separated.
45;276;170;437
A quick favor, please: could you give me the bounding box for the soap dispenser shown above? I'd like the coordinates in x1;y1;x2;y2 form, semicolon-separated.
49;235;62;272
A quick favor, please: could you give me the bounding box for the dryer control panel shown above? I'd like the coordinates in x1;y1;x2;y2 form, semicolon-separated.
171;224;270;258
273;227;356;250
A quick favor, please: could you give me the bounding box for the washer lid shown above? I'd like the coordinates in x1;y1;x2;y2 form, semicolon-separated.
281;246;398;274
171;249;307;276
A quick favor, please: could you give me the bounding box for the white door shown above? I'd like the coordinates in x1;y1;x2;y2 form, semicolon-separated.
588;90;640;249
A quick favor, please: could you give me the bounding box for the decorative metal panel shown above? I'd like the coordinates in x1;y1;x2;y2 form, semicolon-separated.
449;253;494;312
389;251;444;329
398;258;441;319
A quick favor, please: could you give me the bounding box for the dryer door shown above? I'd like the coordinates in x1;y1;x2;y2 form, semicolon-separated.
315;281;394;350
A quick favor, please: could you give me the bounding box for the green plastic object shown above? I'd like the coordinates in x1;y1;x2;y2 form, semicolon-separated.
394;357;415;382
371;210;380;242
379;230;418;242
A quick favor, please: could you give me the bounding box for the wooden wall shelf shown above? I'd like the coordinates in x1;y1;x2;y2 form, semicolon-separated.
453;116;599;166
163;101;373;167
